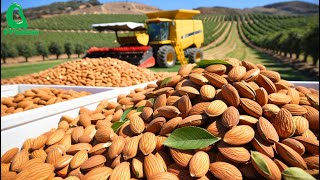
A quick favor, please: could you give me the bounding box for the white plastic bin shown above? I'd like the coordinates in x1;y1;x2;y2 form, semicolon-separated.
1;81;156;155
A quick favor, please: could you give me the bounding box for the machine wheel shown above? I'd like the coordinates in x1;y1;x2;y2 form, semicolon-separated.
188;48;203;63
157;45;176;68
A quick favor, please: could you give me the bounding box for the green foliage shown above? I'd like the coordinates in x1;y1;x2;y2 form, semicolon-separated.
35;42;48;61
1;42;17;63
48;42;63;59
16;43;33;62
64;42;73;59
74;43;86;58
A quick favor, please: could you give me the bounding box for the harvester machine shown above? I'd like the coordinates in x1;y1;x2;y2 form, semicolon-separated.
84;9;204;68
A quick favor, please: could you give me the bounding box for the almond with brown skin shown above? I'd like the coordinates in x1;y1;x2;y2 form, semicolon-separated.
281;138;305;155
287;88;300;104
17;158;43;172
255;87;268;106
67;143;92;155
46;129;66;146
188;102;210;116
54;155;73;170
242;68;260;82
203;71;228;88
282;104;307;116
10;149;29;172
242;60;258;70
209;162;242;180
177;95;192;118
257;117;279;143
302;129;318;140
206;119;229;138
178;64;193;77
1;148;19;164
146;117;166;134
30;149;47;162
82;166;112;180
156;106;180;119
228;66;246;82
108;136;125;159
223;125;255;146
255;74;277;94
139;132;156;155
70;150;88;169
140;107;153;122
275;142;307;169
239;115;258;127
71;126;84;143
80;155;106;172
179;115;207;128
293;136;319;155
260;70;281;82
122;135;141;160
129;115;145;134
132;155;144;178
251;133;274;158
303;105;319;131
32;134;48;150
170;148;193;168
205;100;227;117
273;159;288;172
160;117;182;136
189;151;210;178
273;108;295;139
154;94;167;110
109;162;131;180
262;104;280;119
304;155;319;169
221;106;239;129
144;153;166;178
240;98;262;118
148;172;179;180
199;85;216;101
268;93;292;106
205;64;227;75
189;73;208;86
15;163;54;180
95;127;114;143
217;141;250;163
221;84;240;107
233;81;256;99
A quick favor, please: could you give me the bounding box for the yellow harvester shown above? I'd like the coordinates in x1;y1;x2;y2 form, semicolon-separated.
85;9;204;68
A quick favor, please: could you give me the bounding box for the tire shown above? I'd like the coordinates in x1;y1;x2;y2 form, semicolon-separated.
188;48;203;63
157;45;176;68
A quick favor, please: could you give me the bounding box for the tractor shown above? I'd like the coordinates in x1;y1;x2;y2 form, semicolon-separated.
84;9;204;68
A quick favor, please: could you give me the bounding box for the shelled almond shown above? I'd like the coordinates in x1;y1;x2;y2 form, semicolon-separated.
1;58;319;179
1;58;174;87
1;88;91;116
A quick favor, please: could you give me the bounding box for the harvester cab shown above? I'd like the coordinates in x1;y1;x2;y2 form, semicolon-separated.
85;9;204;68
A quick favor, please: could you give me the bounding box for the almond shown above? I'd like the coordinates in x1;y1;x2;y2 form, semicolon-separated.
71;126;84;143
268;93;292;105
205;100;227;117
260;70;281;82
233;81;256;99
189;73;208;85
251;133;274;158
242;68;260;82
54;155;73;170
228;66;246;82
80;155;106;172
132;155;144;178
82;166;112;180
240;98;262;118
281;138;305;155
255;74;277;94
304;155;319;169
293;116;309;135
30;149;47;162
108;136;125;159
109;162;131;180
178;64;193;77
139;132;156;155
242;60;258;70
140;107;153;122
154;94;167;110
251;151;281;180
166;96;180;106
303;105;319;131
221;106;240;129
239;115;258;126
170;148;193;168
148;172;179;180
203;71;228;88
156;106;180;119
32;134;48;150
177;86;199;99
205;64;227;75
223;125;254;145
288;88;300;104
70;150;88;169
144;153;166;178
11;149;29;172
209;162;242;180
206;119;229;138
67;143;92;155
217;141;250;163
129;115;145;134
275;142;307;169
95;127;114;143
160;117;182;136
255;87;268;106
179;114;207;128
17;158;43;172
257;117;279;143
189;151;210;177
221;84;241;107
262;104;280;119
273;159;288;172
200;85;216;101
273;108;295;139
188;102;210;115
293;136;319;155
15;163;54;180
46;129;66;146
1;148;19;164
122;135;140;160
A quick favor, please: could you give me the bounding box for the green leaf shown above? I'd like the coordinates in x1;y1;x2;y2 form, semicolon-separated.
194;59;231;69
111;120;128;133
282;167;316;180
136;106;145;112
120;107;134;122
160;77;172;87
163;126;220;150
251;151;271;177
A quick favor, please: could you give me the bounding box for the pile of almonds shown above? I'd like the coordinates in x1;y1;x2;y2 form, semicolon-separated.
1;58;319;179
1;58;174;87
1;88;91;116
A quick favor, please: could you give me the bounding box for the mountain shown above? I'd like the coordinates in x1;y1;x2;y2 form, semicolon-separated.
246;1;319;15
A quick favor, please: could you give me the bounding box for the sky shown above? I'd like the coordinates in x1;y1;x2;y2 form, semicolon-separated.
1;0;319;13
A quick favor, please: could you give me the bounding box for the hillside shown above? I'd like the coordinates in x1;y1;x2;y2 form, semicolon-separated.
246;1;319;15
